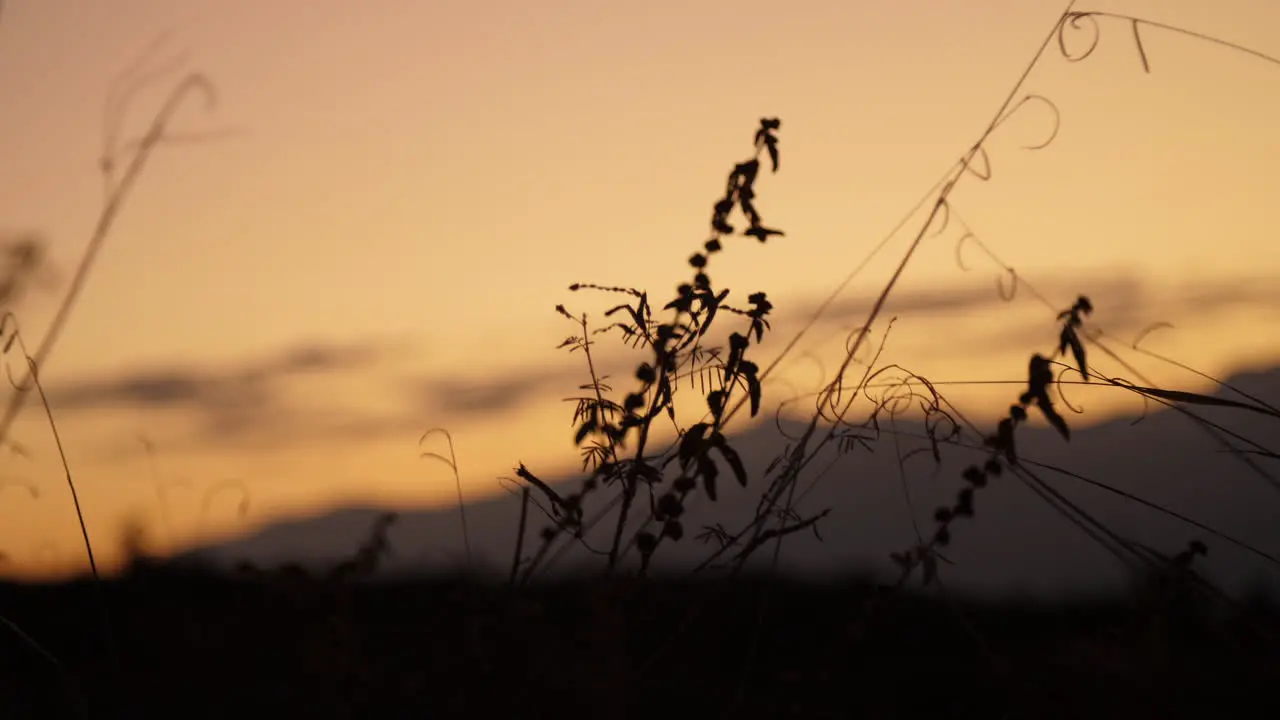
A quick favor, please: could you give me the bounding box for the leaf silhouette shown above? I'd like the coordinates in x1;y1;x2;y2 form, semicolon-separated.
988;417;1017;461
739;360;762;417
706;389;727;420
739;195;760;226
709;432;748;488
1021;354;1054;407
700;455;720;501
745;225;784;243
1059;324;1089;382
514;463;566;514
754;117;781;172
574;417;597;445
724;332;749;379
679;422;711;468
1039;401;1071;441
1124;385;1280;420
922;552;938;586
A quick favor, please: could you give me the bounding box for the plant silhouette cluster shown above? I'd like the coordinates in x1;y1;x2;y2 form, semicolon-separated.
5;3;1280;718
477;4;1280;693
513;118;786;577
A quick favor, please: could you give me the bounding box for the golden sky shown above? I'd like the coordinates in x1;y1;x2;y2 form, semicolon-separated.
0;0;1277;579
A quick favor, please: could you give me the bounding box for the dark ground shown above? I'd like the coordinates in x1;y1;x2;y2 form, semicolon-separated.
1;556;1278;720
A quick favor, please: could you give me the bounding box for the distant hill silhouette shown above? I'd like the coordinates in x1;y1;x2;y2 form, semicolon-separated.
177;366;1280;598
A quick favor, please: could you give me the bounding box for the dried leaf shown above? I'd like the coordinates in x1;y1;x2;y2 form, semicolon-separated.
1060;325;1089;382
710;432;748;488
1042;404;1070;440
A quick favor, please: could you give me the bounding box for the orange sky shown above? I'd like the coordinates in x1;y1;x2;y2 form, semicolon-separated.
0;0;1278;579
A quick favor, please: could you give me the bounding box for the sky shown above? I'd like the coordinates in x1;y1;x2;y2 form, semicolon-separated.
0;0;1277;580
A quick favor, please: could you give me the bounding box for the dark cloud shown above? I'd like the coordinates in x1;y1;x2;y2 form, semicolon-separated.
51;370;255;411
784;271;1280;348
49;338;397;412
413;363;604;419
43;338;409;448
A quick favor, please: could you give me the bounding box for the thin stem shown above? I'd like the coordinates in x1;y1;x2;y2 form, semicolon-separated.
26;356;121;681
0;74;217;450
510;487;530;585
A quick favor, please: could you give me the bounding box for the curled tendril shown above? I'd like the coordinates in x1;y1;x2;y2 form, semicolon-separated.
1103;375;1154;426
954;230;1014;301
928;199;952;237
4;360;33;392
767;376;802;423
842;325;874;368
1054;364;1085;414
816;325;875;420
0;313;36;392
858;366;958;466
1057;12;1103;63
962;146;992;182
103;35;187;166
0;310;21;355
775;401;811;442
201;479;251;520
996;267;1018;302
879;377;917;418
1132;321;1174;350
1059;12;1162;73
863;366;931;416
1131;20;1151;73
923;403;960;445
954;232;976;271
991;93;1062;150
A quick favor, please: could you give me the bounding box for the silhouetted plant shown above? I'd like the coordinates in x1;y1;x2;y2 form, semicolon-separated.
512;118;786;578
6;5;1280;717
419;428;472;564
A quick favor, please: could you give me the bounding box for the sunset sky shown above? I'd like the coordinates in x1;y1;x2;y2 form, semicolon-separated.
0;0;1277;579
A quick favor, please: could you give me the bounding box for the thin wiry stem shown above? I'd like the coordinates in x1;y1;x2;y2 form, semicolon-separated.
1130;322;1280;415
1058;11;1280;71
669;3;1086;577
565;313;625;570
510;486;530;585
5;336;122;683
0;73;221;450
29;358;101;579
420;428;472;565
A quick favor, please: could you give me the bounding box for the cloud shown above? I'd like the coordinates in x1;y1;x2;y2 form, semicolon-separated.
783;270;1280;347
50;339;396;412
42;337;410;445
412;363;607;419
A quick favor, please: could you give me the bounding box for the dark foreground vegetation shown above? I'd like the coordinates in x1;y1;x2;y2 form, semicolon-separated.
4;8;1280;720
2;559;1279;719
